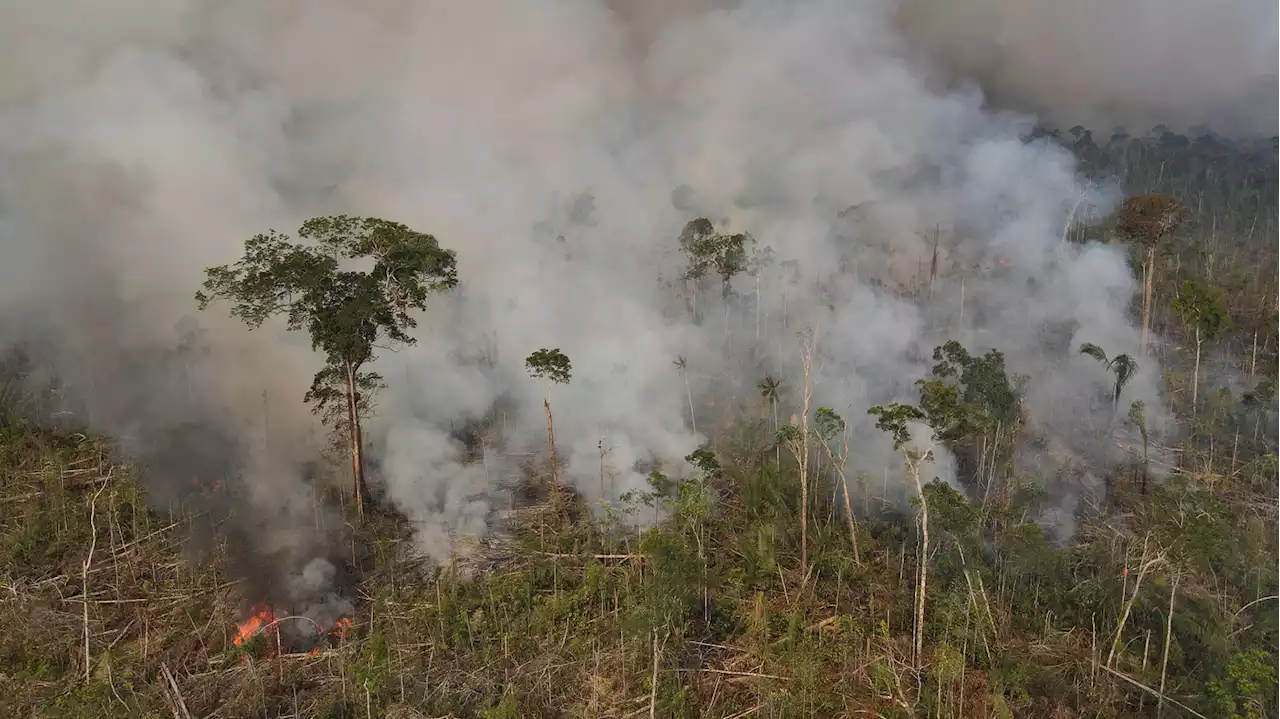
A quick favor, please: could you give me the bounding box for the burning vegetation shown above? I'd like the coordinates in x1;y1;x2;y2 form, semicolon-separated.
233;603;353;659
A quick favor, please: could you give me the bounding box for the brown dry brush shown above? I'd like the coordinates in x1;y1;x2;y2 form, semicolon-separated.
0;432;373;718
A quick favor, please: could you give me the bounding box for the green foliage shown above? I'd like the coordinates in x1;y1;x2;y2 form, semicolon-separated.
931;340;1024;428
479;692;519;719
774;421;804;445
1242;376;1276;408
866;402;925;449
757;375;781;404
679;218;754;297
1079;342;1140;408
196;215;457;417
1172;279;1231;341
868;366;987;452
1207;649;1277;719
1126;400;1148;441
525;348;572;386
813;406;844;441
684;446;720;479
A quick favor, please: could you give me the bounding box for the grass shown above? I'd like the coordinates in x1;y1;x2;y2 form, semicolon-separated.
0;410;1274;718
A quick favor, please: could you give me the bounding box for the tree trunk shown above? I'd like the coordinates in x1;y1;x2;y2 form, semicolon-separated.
724;289;731;337
1192;327;1201;411
747;273;757;340
1141;433;1150;495
798;331;816;586
909;451;930;669
684;371;697;435
772;399;780;467
1107;537;1157;668
1250;329;1258;377
827;441;862;565
1158;573;1179;718
344;361;367;517
544;397;557;484
1141;245;1156;355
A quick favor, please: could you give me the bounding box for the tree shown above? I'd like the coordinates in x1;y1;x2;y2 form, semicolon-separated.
1079;342;1140;411
774;328;818;585
526;348;572;483
814;407;860;564
1171;279;1229;411
1113;195;1190;355
1207;649;1277;719
747;245;776;341
927;340;1025;504
678;218;753;331
196;215;457;516
1128;400;1150;494
757;374;782;465
673;356;696;435
869;376;974;669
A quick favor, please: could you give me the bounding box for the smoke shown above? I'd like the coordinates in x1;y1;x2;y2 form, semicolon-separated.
895;0;1278;138
0;0;1201;571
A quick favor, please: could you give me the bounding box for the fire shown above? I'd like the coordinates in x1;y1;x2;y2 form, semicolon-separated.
234;603;352;659
308;617;354;656
330;616;353;640
234;603;277;648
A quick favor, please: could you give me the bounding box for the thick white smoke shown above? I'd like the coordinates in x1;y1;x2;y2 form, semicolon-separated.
896;0;1278;138
0;0;1230;562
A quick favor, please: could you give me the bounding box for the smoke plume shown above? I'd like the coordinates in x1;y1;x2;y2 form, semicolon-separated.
0;0;1238;570
895;0;1278;138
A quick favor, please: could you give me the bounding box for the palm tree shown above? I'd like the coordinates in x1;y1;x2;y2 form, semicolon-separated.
1079;342;1139;410
674;355;696;434
758;375;782;466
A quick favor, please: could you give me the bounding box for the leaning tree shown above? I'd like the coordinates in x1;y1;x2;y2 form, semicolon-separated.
196;215;457;516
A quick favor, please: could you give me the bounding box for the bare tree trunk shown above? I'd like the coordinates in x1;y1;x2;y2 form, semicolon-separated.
544;397;557;484
772;399;780;467
907;448;932;669
1158;572;1179;718
1250;330;1258;377
822;438;862;565
83;482;107;682
798;330;817;585
344;361;367;517
648;630;663;719
1192;327;1202;411
755;273;761;341
1107;537;1160;668
1141;246;1156;355
683;370;697;435
840;478;861;565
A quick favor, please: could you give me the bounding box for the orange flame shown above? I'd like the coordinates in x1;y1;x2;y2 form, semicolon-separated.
234;603;277;648
306;617;352;657
234;603;352;659
330;616;353;640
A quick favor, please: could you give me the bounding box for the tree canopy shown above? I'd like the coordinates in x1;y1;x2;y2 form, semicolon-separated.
196;215;457;510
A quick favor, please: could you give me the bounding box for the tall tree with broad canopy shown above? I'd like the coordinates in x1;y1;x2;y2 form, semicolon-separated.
679;217;753;329
1113;195;1190;355
526;348;572;484
196;215;458;516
